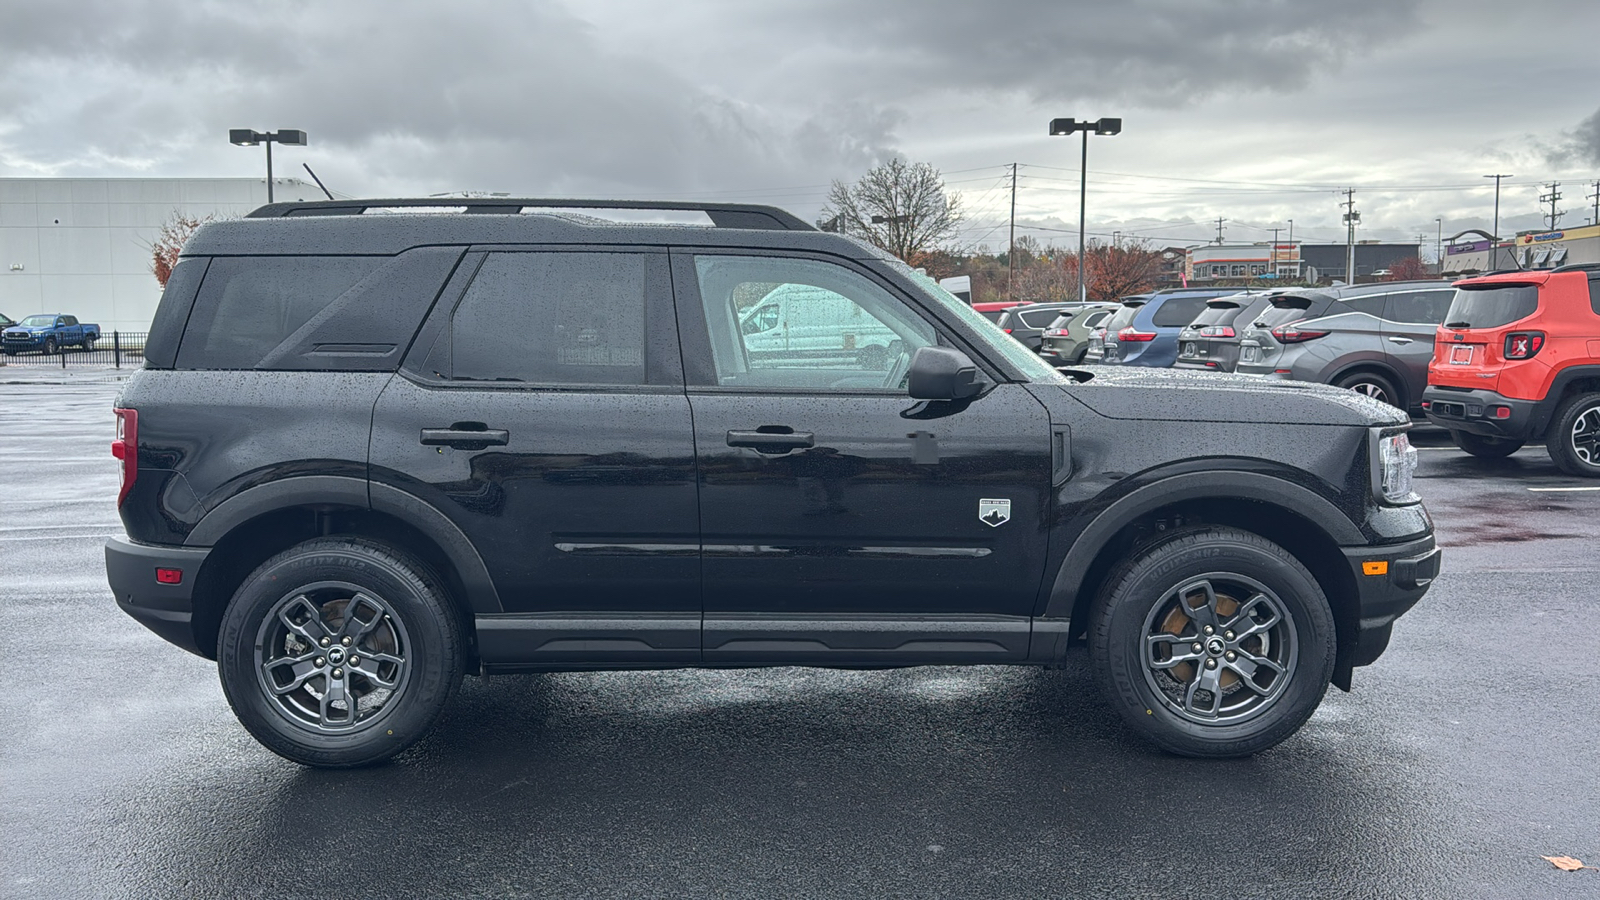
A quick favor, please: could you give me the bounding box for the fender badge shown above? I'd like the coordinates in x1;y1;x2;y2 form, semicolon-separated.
979;498;1011;527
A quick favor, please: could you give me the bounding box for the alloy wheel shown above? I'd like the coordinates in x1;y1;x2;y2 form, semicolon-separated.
1571;405;1600;466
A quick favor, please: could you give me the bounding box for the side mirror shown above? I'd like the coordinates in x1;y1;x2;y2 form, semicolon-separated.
907;346;988;400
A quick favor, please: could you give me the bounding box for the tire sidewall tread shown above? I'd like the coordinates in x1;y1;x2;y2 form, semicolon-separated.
1545;391;1600;477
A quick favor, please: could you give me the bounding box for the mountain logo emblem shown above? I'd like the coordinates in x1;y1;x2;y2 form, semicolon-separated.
978;499;1011;527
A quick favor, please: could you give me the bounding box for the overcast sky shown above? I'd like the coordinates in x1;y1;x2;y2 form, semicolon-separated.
3;0;1598;254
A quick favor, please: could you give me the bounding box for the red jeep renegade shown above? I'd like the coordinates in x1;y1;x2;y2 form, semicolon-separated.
1422;263;1600;475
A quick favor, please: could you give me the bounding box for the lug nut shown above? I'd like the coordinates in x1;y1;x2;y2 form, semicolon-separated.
1225;651;1236;661
1191;643;1203;653
341;636;352;646
349;656;360;666
1203;625;1214;635
332;668;343;678
319;637;330;647
1224;630;1235;641
314;657;325;667
1205;659;1217;669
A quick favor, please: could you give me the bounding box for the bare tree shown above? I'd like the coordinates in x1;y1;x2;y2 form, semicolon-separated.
1014;250;1081;303
819;158;962;266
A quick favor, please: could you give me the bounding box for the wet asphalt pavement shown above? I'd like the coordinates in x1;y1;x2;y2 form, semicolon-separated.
3;377;1598;899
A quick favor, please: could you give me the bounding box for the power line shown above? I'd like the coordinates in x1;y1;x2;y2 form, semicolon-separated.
1539;181;1565;230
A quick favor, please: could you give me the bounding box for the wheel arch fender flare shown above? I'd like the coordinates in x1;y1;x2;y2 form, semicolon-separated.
1329;360;1407;398
184;475;502;614
1536;365;1600;435
1043;470;1363;620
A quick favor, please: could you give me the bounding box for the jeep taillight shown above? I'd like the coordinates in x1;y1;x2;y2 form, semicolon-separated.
112;408;137;507
1270;322;1329;343
1503;331;1544;360
1117;327;1157;342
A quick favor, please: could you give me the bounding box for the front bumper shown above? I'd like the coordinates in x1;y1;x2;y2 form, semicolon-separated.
1421;386;1541;440
1340;533;1440;674
106;535;211;656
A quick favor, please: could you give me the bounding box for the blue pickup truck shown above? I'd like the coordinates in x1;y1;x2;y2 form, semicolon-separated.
2;314;101;355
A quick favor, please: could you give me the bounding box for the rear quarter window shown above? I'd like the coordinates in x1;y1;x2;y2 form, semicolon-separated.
1444;284;1539;329
1151;295;1212;327
1589;275;1600;316
1386;290;1456;324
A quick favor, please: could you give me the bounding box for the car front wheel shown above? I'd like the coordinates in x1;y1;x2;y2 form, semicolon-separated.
217;538;463;767
1546;391;1600;477
1090;527;1335;758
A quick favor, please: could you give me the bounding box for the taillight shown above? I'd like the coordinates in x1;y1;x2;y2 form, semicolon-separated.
1117;327;1157;343
112;408;137;507
1503;331;1544;359
1199;326;1236;338
1270;322;1330;343
1048;328;1069;337
1003;328;1013;334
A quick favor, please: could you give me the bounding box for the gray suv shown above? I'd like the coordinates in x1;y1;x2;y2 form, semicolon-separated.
1234;281;1454;411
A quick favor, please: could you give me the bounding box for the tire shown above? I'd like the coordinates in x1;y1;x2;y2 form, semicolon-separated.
1335;371;1401;409
82;336;96;351
43;337;57;355
1072;347;1088;365
1451;430;1523;459
1545;391;1600;478
1090;527;1336;758
217;538;463;767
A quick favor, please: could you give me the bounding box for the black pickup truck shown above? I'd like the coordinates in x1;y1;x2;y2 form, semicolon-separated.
106;199;1438;767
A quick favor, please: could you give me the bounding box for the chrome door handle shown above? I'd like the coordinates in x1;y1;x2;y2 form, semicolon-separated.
1387;336;1414;345
727;428;815;454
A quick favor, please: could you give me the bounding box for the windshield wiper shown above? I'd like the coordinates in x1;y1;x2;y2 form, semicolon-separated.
1444;321;1472;329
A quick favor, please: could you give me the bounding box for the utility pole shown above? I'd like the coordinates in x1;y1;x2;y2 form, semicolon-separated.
1007;163;1017;301
1341;189;1360;283
1588;180;1600;226
1484;174;1512;268
1435;218;1443;275
1539;181;1565;231
1213;217;1226;245
1270;227;1281;278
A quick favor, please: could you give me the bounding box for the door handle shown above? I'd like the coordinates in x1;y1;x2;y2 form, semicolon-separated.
727;428;815;454
421;424;510;449
1052;426;1072;486
1387;336;1414;345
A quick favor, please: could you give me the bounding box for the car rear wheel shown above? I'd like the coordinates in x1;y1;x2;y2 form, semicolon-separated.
1452;430;1524;459
217;537;463;767
1335;371;1400;409
1546;392;1600;477
1090;527;1335;758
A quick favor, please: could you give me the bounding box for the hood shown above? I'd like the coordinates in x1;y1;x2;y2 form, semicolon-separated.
1055;367;1407;427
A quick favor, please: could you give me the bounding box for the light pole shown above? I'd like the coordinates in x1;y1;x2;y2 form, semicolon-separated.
1049;117;1121;303
230;129;308;203
1484;174;1512;269
1434;217;1443;274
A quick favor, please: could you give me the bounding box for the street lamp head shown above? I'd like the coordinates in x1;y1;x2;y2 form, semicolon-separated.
229;129;261;146
274;129;308;146
1094;117;1122;136
1049;117;1078;136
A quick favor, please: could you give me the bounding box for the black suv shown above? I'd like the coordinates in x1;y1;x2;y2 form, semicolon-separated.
106;199;1439;767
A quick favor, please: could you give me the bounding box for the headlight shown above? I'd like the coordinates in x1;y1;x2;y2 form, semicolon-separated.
1377;431;1418;503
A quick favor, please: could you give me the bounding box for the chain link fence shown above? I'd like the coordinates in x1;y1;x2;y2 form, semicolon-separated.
0;331;148;368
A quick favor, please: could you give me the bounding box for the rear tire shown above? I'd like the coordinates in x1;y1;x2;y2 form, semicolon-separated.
1546;392;1600;477
217;538;463;767
1452;430;1524;459
1090;527;1335;758
1335;371;1401;409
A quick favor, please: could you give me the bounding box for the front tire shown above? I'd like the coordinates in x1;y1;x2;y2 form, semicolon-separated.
1452;430;1524;459
1546;391;1600;477
217;538;463;767
1090;527;1335;758
1335;371;1401;409
43;337;57;355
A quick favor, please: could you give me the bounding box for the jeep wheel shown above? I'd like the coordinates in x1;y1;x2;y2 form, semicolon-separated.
1452;430;1524;459
1546;391;1600;477
1090;527;1335;758
217;538;462;767
43;337;57;355
1335;371;1400;409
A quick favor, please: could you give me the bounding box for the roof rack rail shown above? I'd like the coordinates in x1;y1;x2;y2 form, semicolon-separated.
243;198;816;231
1551;261;1600;274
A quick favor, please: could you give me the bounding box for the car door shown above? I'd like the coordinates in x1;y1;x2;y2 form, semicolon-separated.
370;248;701;667
1381;289;1456;406
672;249;1053;666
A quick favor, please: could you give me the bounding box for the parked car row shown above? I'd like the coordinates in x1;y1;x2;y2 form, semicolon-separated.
991;264;1600;475
1;313;101;355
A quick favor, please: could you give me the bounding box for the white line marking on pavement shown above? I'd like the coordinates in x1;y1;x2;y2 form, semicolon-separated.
1526;486;1600;492
0;523;123;531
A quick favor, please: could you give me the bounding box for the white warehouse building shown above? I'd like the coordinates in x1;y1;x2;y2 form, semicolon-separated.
0;177;323;333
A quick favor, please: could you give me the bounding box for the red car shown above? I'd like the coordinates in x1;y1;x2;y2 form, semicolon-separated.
1422;263;1600;475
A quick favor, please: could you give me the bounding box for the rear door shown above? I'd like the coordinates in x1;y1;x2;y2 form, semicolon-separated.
673;249;1053;664
370;248;701;666
1381;289;1456;405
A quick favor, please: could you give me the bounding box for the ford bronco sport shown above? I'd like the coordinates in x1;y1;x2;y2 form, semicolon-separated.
106;199;1439;767
1423;263;1600;474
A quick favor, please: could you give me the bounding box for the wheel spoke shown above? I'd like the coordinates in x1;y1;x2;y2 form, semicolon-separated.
261;651;321;696
1178;579;1223;629
1224;592;1281;640
1183;662;1224;718
1225;649;1285;695
350;654;402;690
319;670;354;727
1146;632;1203;670
278;595;333;645
339;593;388;643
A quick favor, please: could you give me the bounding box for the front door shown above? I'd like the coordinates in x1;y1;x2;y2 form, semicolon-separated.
672;250;1053;664
371;248;700;667
1382;288;1456;407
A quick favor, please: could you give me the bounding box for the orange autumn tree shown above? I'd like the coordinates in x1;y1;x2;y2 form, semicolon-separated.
150;213;213;287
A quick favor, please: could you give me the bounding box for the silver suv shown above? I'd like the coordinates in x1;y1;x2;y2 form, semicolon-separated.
1234;281;1453;411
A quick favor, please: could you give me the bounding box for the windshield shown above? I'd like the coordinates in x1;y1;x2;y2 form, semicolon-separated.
1188;302;1241;328
887;260;1065;382
1255;296;1326;328
1444;284;1539;329
19;315;56;327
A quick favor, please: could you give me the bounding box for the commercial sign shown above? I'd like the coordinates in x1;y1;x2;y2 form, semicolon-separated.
1446;240;1491;255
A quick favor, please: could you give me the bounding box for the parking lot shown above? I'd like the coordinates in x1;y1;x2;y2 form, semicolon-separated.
3;375;1598;899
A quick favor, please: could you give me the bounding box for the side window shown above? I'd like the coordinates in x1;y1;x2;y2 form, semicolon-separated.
1386;290;1455;324
451;252;648;386
1340;295;1385;316
61;316;78;326
690;255;936;390
1589;276;1600;316
177;256;383;369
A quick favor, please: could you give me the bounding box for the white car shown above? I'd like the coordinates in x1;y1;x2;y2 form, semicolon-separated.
739;283;902;369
